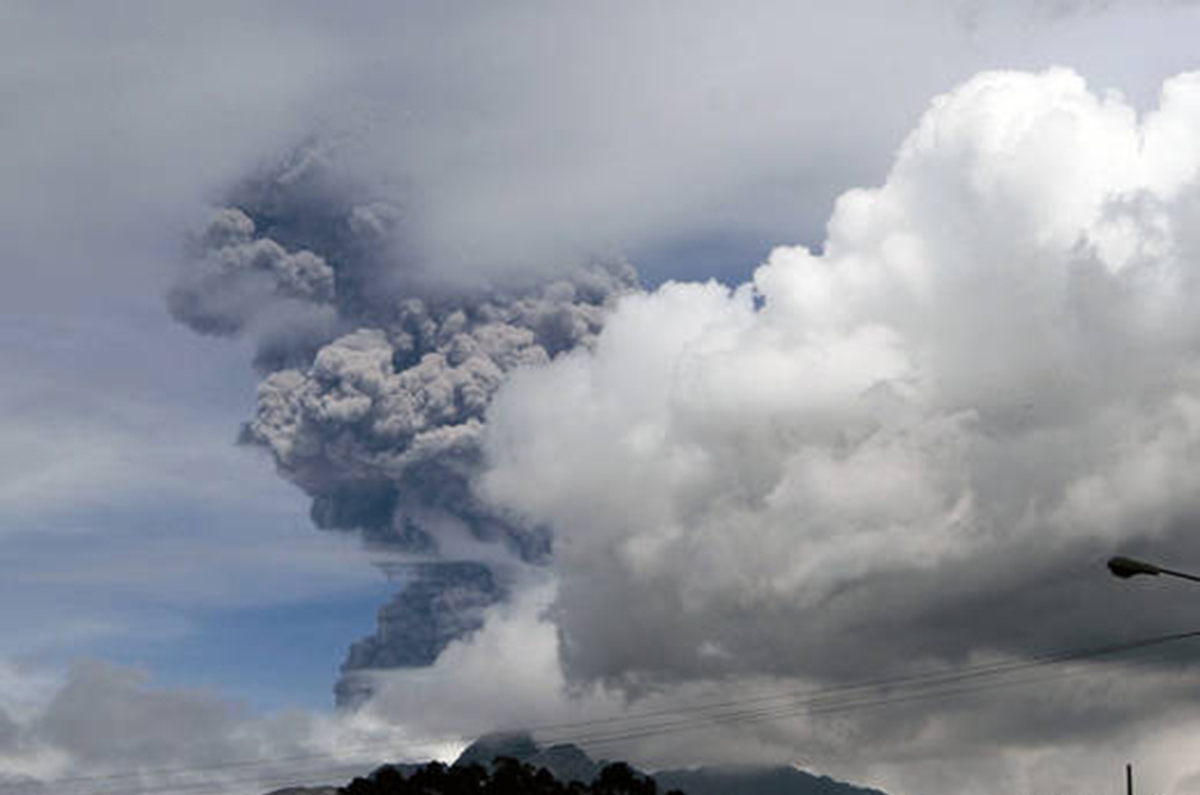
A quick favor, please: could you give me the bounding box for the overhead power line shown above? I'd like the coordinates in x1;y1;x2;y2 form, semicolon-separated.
528;627;1200;736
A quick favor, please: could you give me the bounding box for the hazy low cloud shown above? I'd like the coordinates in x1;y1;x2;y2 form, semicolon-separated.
2;649;1198;795
0;658;454;795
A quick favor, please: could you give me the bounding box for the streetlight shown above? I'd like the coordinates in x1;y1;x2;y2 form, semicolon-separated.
1106;556;1200;795
1107;555;1200;583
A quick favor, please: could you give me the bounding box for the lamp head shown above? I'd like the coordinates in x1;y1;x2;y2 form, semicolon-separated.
1108;556;1162;579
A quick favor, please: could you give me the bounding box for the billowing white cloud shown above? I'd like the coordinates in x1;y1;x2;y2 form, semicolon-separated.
478;67;1200;785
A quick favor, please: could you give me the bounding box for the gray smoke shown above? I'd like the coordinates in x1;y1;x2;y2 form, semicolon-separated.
166;207;339;372
169;207;336;332
168;148;637;704
334;561;504;706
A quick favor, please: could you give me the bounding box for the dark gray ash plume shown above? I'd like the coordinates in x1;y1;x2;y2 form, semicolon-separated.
167;148;638;704
334;561;504;706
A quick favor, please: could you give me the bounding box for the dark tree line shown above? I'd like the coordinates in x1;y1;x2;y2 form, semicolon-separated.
340;758;685;795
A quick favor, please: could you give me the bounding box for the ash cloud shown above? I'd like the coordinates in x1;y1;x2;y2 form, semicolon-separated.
336;562;504;706
167;207;336;339
167;148;637;702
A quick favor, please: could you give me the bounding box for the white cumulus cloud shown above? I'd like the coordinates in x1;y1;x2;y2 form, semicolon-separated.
482;67;1200;714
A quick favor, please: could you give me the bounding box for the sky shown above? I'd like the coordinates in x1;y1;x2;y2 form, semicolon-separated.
7;2;1200;794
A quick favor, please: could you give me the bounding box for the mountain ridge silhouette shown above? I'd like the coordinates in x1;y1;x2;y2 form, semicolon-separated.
269;733;891;795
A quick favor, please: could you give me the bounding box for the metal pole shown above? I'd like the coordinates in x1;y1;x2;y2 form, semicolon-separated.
1160;567;1200;584
1126;763;1133;795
